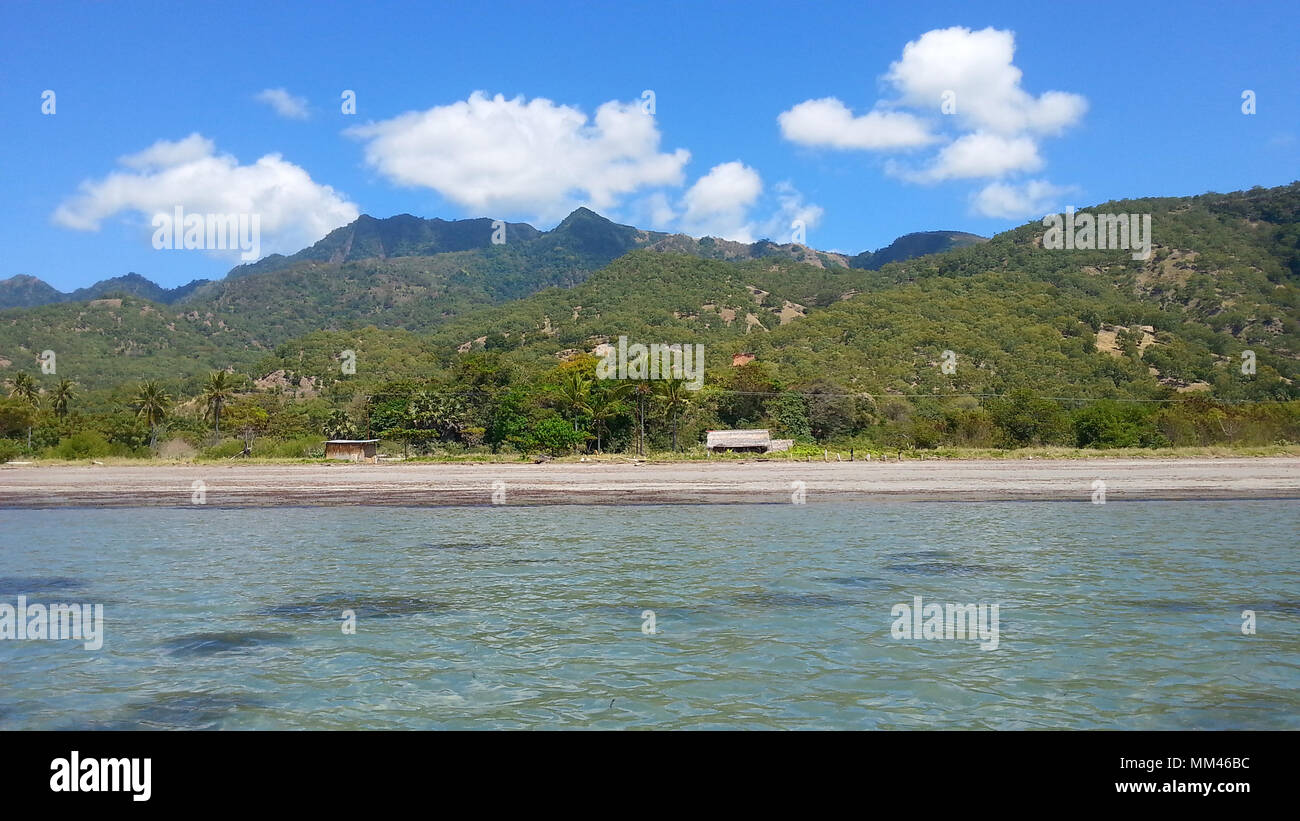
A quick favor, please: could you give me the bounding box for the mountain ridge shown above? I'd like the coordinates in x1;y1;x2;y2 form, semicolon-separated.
0;208;986;309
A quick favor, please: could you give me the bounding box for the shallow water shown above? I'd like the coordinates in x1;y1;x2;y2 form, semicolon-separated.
0;501;1296;729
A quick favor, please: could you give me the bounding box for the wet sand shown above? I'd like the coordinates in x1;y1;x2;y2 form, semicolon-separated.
1;458;1298;507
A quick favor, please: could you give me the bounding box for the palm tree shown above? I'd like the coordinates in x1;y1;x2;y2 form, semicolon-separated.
655;379;692;452
133;380;173;448
589;382;632;453
406;392;467;442
556;371;592;435
632;380;654;456
51;378;76;420
200;371;236;437
6;372;40;449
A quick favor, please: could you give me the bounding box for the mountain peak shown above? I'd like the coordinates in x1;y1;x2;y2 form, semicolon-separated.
553;206;617;231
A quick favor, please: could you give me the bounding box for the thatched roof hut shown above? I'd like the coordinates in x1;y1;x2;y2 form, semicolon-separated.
706;429;772;453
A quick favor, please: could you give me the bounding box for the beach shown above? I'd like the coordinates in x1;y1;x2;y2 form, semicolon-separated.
2;457;1298;507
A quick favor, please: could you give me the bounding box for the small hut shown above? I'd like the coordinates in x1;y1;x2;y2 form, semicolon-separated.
706;429;772;453
324;439;380;463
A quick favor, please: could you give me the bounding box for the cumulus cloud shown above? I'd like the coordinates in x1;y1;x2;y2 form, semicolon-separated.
886;27;1086;136
255;88;310;120
778;26;1085;217
346;92;690;222
762;181;825;242
901;132;1043;182
52;133;359;259
344;92;818;244
971;179;1073;219
660;163;822;244
679;161;763;240
778;98;937;150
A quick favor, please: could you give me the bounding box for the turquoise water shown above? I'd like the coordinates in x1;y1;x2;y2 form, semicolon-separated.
0;501;1296;729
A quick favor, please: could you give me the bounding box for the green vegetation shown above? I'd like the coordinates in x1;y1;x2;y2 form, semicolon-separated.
1;184;1297;463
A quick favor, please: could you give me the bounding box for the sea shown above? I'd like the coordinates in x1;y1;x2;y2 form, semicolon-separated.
0;500;1296;729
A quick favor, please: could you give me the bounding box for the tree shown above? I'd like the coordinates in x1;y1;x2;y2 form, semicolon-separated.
1072;400;1165;449
0;399;37;443
222;401;271;453
406;391;468;443
589;382;632;452
632;380;654;456
806;381;858;441
200;371;236;437
323;409;359;440
531;416;587;456
984;389;1071;447
6;372;40;449
552;371;593;454
51;378;76;420
556;371;592;432
485;387;533;454
766;391;812;442
132;380;173;448
716;362;779;428
654;379;692;452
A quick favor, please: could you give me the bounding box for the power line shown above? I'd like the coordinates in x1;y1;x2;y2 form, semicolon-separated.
354;387;1293;406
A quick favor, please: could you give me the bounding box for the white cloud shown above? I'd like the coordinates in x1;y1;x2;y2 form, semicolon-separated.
778;26;1086;218
904;132;1043;182
669;163;822;244
679;161;763;241
778;98;937;150
971;179;1072;219
52;133;359;259
118;133;216;169
255;88;310;120
346;91;690;222
886;27;1086;136
761;181;824;242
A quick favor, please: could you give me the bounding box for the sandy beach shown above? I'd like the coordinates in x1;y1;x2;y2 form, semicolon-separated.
1;457;1298;507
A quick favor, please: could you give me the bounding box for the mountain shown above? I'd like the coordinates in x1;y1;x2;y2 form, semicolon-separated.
67;273;213;304
0;272;211;309
850;230;987;269
0;209;990;388
2;183;1298;459
225;213;546;279
0;275;63;309
2;210;986;312
255;182;1300;408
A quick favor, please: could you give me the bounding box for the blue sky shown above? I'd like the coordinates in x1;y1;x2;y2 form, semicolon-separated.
2;0;1297;291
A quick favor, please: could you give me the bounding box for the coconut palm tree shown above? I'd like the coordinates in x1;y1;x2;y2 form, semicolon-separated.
655;379;692;452
51;378;76;420
589;382;632;453
200;371;236;437
133;380;173;448
632;380;653;456
6;372;40;449
556;371;592;433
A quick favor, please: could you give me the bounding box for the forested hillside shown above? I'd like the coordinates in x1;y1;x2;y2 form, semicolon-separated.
2;183;1296;461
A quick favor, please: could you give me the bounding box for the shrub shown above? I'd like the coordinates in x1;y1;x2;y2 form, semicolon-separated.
53;432;112;460
1073;400;1167;448
529;416;587;456
200;439;248;459
251;436;323;458
157;438;198;460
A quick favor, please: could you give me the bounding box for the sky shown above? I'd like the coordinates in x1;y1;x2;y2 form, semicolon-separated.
1;0;1297;291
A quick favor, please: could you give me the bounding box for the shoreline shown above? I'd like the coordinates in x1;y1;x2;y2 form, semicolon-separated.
2;457;1298;507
